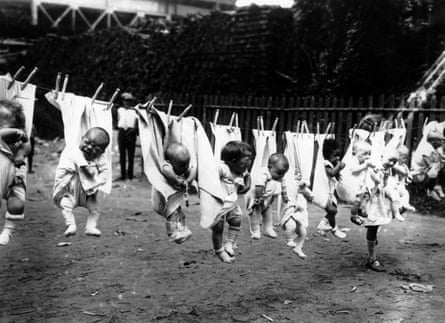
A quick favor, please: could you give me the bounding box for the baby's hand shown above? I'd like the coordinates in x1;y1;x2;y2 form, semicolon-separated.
367;160;376;168
339;161;345;169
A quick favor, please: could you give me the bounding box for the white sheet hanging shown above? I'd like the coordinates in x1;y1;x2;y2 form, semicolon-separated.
311;133;334;209
210;123;242;160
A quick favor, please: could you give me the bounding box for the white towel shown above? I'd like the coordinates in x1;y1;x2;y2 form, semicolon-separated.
312;134;334;209
210;123;242;160
283;131;302;183
45;92;113;194
294;131;315;184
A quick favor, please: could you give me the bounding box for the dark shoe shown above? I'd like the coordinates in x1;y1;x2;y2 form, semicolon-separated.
350;215;364;226
365;259;385;272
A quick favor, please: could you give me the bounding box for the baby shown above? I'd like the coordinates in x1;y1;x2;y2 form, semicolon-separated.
249;153;289;239
349;140;379;225
316;138;347;238
281;174;313;259
159;142;196;243
411;128;444;201
53;127;110;237
212;141;252;263
0;99;29;245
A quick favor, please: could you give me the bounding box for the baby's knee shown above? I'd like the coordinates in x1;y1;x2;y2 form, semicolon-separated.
7;196;25;214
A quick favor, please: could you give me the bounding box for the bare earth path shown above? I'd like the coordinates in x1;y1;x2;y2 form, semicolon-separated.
1;141;444;323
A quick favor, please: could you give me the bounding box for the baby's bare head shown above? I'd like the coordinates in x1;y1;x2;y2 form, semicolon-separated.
0;99;26;130
165;142;190;174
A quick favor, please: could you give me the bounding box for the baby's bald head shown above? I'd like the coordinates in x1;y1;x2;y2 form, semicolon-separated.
0;99;26;130
165;142;190;175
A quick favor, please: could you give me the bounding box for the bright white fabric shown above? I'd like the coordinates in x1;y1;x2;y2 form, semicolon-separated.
311;134;334;209
210;123;242;160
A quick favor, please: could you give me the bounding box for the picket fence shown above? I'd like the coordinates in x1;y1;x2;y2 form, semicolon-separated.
151;93;445;153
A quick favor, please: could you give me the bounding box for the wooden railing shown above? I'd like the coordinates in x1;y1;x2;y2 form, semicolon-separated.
151;93;445;152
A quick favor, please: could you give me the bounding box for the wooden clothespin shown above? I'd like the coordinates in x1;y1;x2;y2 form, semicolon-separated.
271;118;279;132
7;66;25;89
20;67;38;91
61;74;69;100
91;83;104;105
235;113;239;128
141;96;157;110
296;120;301;133
213;109;220;125
177;104;192;122
54;72;62;99
106;88;120;110
167;100;173;124
229;112;236;127
260;116;264;132
316;122;320;135
256;116;261;135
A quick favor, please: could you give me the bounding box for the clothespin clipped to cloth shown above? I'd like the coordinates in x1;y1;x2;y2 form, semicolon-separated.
91;83;104;106
7;66;25;90
61;74;69;100
20;67;38;91
316;122;320;135
177;104;192;122
167;100;173;124
106;88;120;110
213;109;220;125
54;72;62;99
324;122;332;135
271;118;279;132
141;96;157;111
228;112;236;127
256;116;261;136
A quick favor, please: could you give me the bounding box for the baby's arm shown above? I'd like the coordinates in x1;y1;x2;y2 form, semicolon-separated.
161;163;186;188
350;160;373;175
0;128;27;145
325;161;345;178
393;163;408;177
237;172;251;195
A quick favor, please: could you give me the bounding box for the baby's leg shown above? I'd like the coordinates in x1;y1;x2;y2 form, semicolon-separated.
60;195;77;236
212;219;233;263
249;207;262;240
384;188;404;221
262;206;277;238
224;210;241;257
365;225;384;272
293;221;307;259
1;185;26;245
400;188;415;212
325;202;346;238
283;219;297;247
85;194;101;236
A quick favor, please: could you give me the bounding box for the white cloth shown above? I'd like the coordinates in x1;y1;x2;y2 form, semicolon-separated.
283;131;302;183
117;107;137;129
45;91;113;193
280;194;309;228
210;123;242;160
52;147;109;207
294;132;315;183
311;134;334;209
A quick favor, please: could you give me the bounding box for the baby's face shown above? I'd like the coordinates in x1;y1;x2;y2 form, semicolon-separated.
398;152;408;164
430;138;443;149
357;149;371;163
230;155;252;175
269;162;288;180
170;158;189;176
80;132;107;161
328;149;341;165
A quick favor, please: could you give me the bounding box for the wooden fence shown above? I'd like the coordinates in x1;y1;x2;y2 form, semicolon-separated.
151;93;445;153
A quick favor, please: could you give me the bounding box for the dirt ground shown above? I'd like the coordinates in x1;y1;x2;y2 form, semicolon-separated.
1;138;445;323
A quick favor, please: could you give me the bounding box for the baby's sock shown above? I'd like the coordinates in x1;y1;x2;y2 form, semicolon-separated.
0;218;16;245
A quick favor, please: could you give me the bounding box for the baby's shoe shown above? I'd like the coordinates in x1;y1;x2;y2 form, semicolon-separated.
434;185;445;198
331;226;346;239
64;224;77;237
250;224;261;240
394;213;405;222
0;220;15;246
173;225;192;244
215;248;234;264
317;218;332;236
286;240;297;248
427;189;442;201
263;228;278;239
292;247;306;259
405;204;416;212
350;214;363;226
224;241;235;257
85;226;101;236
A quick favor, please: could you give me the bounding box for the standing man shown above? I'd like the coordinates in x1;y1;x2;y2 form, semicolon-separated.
117;92;138;181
